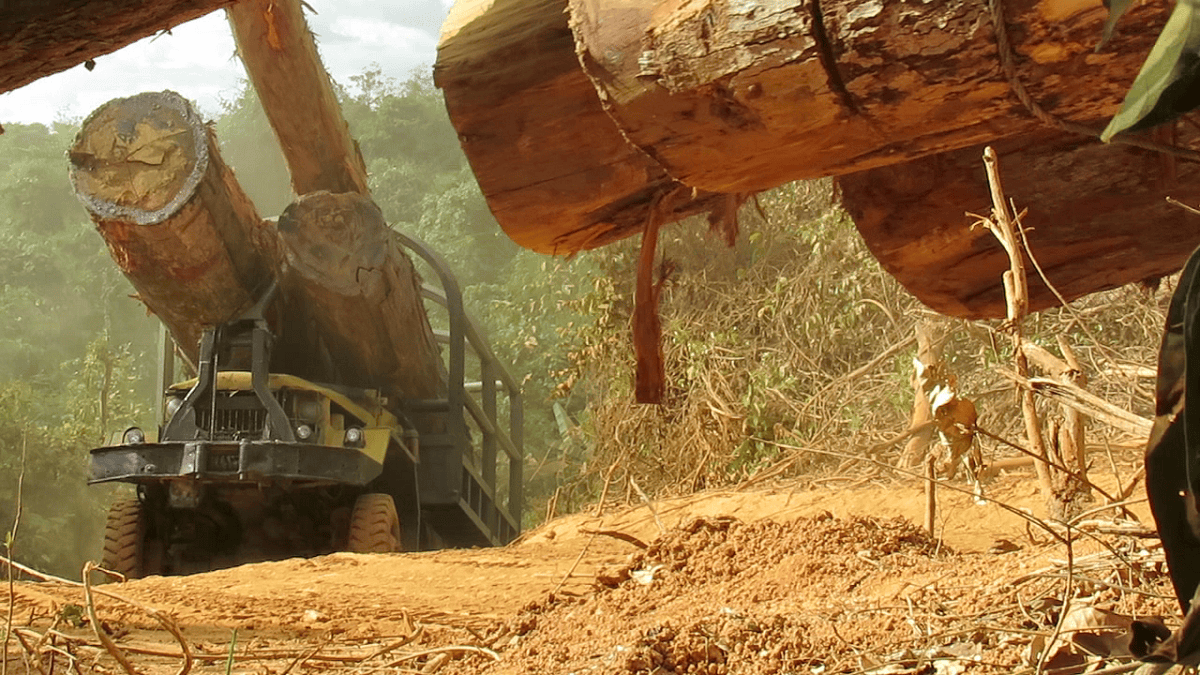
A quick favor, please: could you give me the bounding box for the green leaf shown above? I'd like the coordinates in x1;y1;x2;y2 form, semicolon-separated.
1102;0;1200;141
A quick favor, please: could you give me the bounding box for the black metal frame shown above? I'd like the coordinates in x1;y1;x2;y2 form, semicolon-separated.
89;439;383;486
162;283;295;444
394;232;524;546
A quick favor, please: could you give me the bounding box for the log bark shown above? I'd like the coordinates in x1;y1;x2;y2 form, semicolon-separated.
837;128;1200;319
273;192;444;400
227;0;370;196
68;91;273;364
70;92;445;405
567;0;1168;192
0;0;235;96
435;0;728;255
436;0;1171;256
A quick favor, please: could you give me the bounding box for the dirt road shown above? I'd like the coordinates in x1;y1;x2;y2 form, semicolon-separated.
0;471;1175;674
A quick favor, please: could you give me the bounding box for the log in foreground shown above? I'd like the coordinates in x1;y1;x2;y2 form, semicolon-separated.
0;0;235;95
836;128;1200;319
69;90;273;364
566;0;1168;193
438;0;1170;257
435;0;729;255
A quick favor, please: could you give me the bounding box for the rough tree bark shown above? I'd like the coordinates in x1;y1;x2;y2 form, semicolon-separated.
566;0;1169;193
437;0;1168;242
227;0;370;197
837;128;1200;318
435;0;729;255
437;0;1200;318
0;0;236;96
68;91;274;365
273;192;444;400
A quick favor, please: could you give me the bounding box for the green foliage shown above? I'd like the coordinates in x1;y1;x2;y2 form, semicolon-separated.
0;123;156;575
1102;0;1200;140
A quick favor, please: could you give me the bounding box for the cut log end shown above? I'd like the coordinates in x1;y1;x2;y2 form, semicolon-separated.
70;91;209;225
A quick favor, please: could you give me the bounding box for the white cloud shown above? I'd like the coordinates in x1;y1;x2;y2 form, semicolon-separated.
0;0;449;126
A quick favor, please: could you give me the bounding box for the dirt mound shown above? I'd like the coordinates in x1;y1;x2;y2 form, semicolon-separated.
480;515;954;675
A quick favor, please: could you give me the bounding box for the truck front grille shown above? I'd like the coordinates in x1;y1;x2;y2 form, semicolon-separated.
194;390;293;440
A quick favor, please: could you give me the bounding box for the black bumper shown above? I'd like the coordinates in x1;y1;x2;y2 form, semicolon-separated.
89;440;383;486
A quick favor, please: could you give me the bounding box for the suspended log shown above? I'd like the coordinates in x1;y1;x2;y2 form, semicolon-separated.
0;0;235;95
68;90;273;363
273;192;444;400
836;128;1200;318
225;0;443;401
565;0;1173;192
226;0;370;196
437;0;1169;252
435;0;728;255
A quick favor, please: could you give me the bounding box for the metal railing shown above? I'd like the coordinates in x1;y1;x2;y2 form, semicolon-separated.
394;231;524;543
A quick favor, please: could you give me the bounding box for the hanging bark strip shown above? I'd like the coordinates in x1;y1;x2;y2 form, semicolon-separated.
632;191;682;404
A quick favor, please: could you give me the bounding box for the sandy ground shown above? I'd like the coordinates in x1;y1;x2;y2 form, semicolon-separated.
0;468;1177;674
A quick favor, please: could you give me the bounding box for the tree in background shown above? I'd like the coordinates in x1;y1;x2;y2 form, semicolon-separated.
0;123;156;575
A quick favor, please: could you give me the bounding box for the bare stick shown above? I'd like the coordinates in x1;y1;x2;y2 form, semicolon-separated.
578;528;648;549
81;563;138;675
594;463;617;517
924;454;937;536
629;478;665;535
553;533;597;596
996;369;1152;438
359;645;500;675
4;431;26;675
12;628;46;675
980;146;1052;506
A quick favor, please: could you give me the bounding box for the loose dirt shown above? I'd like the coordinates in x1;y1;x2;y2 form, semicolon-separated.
0;470;1177;674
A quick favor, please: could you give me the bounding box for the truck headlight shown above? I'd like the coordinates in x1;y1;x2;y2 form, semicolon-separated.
344;427;365;447
295;423;313;441
123;427;145;445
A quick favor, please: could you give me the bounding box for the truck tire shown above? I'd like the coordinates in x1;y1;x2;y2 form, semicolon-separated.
347;493;401;553
101;498;145;579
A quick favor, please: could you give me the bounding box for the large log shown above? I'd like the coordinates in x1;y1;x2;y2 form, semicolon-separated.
566;0;1170;193
68;90;273;363
0;0;235;96
226;0;370;196
224;0;444;401
70;91;446;405
273;192;444;400
438;0;1170;255
435;0;729;254
837;127;1200;318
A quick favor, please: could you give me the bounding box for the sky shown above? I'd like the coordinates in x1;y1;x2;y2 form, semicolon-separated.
0;0;452;125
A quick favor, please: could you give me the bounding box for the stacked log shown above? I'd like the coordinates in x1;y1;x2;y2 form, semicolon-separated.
68;91;273;366
69;90;444;403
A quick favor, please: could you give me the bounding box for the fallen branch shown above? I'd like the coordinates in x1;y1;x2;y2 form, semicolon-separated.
996;368;1152;439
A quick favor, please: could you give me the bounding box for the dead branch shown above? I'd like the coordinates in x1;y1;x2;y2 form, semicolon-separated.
996;369;1152;439
979;146;1054;508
